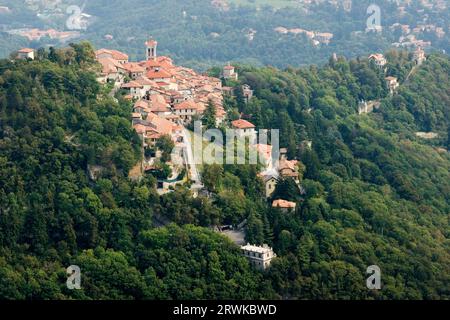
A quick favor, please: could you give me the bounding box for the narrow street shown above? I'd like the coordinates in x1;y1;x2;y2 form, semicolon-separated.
181;127;203;191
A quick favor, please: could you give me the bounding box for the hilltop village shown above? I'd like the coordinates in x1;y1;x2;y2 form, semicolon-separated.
95;40;228;183
94;39;303;196
15;42;429;201
13;40;429;271
93;41;428;269
94;40;294;268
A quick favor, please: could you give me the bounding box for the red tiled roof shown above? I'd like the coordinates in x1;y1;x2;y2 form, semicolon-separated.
122;62;145;73
146;113;176;136
95;49;128;61
134;100;149;109
369;53;385;61
145;39;158;47
272;199;296;209
140;59;174;71
18;48;34;53
173;100;199;110
97;57;121;74
133;124;150;134
150;101;170;113
122;81;143;88
146;69;172;79
231;119;255;129
135;77;156;86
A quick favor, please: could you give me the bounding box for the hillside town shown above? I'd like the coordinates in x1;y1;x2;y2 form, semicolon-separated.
12;38;430;271
94;39;289;268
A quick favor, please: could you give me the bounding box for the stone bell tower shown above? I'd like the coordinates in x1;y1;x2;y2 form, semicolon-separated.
145;39;157;60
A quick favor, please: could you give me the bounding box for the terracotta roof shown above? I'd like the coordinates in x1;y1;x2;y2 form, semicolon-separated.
369;53;385;61
231;119;255;129
97;57;121;74
156;81;171;87
122;62;145;73
173;100;199;110
18;48;34;53
95;49;128;61
155;56;173;64
145;39;158;47
122;81;143;88
135;77;156;86
140;59;174;71
134;100;149;109
146;69;172;79
133;123;151;134
146;113;176;136
149;101;170;113
150;94;166;104
272;199;296;209
279;159;298;172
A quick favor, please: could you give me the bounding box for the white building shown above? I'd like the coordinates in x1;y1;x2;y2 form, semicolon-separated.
121;81;146;99
173;100;203;123
272;199;297;213
231;119;256;142
241;244;276;270
369;53;387;67
385;76;399;94
413;47;426;66
223;64;238;80
17;48;35;60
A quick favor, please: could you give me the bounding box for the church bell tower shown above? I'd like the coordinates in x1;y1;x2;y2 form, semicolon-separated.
145;39;157;60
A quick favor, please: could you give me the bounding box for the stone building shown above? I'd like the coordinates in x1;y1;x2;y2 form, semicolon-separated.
241;244;276;270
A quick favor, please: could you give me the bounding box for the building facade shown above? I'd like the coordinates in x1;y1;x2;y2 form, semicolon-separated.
241;244;276;270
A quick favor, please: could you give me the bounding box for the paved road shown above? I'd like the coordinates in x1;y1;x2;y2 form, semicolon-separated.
181;128;203;189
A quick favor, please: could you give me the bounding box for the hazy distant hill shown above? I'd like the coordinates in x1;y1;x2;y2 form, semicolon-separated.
0;0;448;69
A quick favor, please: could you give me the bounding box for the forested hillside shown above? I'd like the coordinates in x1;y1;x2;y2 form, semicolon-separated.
0;44;271;299
0;44;449;299
223;52;450;299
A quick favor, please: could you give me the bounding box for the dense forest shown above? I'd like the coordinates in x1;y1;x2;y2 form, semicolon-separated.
0;0;449;69
220;51;450;299
0;43;449;299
